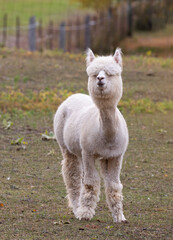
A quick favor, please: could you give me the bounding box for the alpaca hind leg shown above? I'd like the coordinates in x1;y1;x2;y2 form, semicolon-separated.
76;151;100;220
100;156;127;223
61;149;82;215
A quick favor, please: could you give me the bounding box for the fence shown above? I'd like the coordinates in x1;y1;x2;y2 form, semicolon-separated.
0;1;133;53
0;0;173;53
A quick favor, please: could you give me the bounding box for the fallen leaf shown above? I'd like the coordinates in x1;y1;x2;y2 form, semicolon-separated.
11;137;27;150
2;119;13;129
41;131;56;141
0;203;4;207
11;137;24;145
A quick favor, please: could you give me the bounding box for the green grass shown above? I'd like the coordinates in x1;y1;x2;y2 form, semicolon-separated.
0;50;173;239
0;0;81;28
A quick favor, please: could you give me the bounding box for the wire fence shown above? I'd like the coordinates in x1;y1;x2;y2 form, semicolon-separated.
0;0;173;53
0;1;132;53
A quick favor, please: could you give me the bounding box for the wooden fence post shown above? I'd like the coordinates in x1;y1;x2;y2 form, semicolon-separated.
54;27;59;51
29;16;36;51
117;6;122;41
38;19;43;52
67;20;72;52
113;12;118;47
16;16;20;49
85;15;90;49
59;21;65;51
122;3;127;38
90;15;97;50
127;0;133;36
3;14;7;47
48;20;53;50
107;8;112;50
108;7;112;20
76;17;81;51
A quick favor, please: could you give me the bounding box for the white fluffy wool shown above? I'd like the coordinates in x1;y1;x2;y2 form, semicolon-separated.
53;48;128;222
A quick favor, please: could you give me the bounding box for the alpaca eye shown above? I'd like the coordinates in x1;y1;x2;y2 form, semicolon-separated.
106;73;113;77
93;74;97;78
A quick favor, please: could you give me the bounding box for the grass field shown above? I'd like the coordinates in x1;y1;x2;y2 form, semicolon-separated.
0;0;81;28
0;49;173;239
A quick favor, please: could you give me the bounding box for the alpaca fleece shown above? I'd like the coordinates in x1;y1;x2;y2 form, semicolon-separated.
53;48;129;222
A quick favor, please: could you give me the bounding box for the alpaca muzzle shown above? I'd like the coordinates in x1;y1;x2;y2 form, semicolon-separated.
97;78;105;87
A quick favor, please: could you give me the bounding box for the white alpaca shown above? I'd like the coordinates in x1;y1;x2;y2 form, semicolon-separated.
53;48;129;222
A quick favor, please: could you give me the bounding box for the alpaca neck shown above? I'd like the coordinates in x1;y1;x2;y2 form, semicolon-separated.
99;107;117;141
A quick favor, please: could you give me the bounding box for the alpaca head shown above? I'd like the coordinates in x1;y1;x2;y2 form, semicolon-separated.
86;48;123;108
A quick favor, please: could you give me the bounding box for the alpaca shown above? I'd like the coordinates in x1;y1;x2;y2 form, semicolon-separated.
53;48;129;222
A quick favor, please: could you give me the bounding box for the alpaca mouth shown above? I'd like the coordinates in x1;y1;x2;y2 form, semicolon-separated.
96;86;108;98
97;85;105;91
97;88;105;96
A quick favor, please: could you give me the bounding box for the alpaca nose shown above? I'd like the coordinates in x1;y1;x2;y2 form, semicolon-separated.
97;77;105;87
97;76;104;81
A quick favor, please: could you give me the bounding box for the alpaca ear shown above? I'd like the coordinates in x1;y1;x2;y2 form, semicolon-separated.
113;48;122;68
86;48;95;66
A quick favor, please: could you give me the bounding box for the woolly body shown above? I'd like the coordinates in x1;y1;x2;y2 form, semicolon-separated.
54;94;128;159
54;48;129;222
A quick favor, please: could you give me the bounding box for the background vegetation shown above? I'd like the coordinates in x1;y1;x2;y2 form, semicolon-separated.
0;0;82;27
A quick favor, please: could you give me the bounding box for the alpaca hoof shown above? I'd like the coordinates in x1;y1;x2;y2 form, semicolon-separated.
75;207;95;220
112;213;127;223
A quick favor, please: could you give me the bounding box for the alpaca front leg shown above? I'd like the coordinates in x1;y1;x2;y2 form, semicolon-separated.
101;156;127;223
61;149;82;215
75;152;100;220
